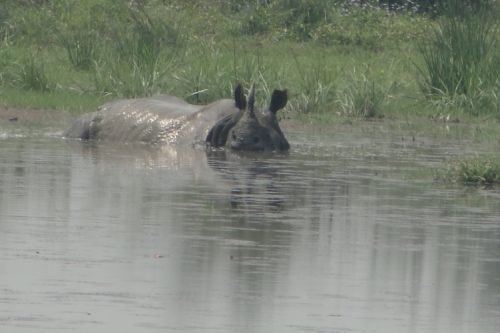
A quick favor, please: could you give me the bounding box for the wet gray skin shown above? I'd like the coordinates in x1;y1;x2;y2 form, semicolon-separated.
64;84;289;152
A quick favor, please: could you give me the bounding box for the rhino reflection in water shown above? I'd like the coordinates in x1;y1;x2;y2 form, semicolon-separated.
64;84;289;152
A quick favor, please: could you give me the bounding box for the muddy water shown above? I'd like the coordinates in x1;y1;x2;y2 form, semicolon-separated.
1;124;500;333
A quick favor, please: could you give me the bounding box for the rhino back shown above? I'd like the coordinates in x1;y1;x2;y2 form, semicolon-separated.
179;99;237;144
64;96;237;145
93;97;200;144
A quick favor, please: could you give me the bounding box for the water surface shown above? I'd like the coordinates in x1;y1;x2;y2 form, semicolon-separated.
1;122;500;332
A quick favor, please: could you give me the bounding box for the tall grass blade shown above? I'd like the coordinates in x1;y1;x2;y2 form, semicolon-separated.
416;1;498;114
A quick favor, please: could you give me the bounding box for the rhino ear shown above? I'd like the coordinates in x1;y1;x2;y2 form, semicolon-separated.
269;89;288;113
234;84;246;110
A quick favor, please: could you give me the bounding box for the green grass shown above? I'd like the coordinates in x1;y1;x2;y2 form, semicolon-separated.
61;30;98;71
18;54;51;92
0;0;498;122
416;1;499;115
439;156;500;186
0;86;109;113
336;67;388;118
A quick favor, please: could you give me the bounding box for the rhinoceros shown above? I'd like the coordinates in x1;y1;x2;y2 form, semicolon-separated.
64;84;289;152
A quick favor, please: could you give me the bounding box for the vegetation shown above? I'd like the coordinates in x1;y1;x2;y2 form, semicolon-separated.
416;0;499;115
337;67;387;118
0;0;498;120
439;156;500;186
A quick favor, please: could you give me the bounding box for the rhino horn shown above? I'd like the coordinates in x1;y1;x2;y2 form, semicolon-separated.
246;83;257;119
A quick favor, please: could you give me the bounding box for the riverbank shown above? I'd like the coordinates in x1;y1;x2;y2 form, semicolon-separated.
2;103;499;152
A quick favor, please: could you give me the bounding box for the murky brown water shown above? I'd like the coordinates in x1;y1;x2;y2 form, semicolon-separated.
1;122;500;332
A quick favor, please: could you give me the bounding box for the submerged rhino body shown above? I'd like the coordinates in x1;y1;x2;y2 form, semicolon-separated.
64;84;289;152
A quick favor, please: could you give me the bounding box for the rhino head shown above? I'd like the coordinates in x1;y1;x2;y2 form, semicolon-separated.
206;84;289;152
